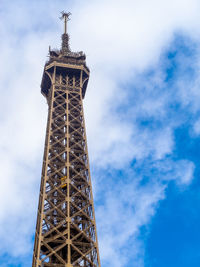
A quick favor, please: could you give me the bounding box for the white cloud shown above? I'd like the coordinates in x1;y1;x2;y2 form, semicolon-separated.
95;157;194;266
96;177;166;267
193;118;200;135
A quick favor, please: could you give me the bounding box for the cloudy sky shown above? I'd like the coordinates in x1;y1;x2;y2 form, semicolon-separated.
1;0;200;266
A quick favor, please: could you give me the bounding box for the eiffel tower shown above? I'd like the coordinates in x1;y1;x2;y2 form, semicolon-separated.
32;12;101;267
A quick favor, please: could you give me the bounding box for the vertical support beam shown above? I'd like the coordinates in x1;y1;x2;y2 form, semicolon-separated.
66;88;71;265
32;67;56;267
80;91;101;266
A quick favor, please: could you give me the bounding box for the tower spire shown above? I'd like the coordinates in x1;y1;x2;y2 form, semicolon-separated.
60;11;72;55
60;11;71;34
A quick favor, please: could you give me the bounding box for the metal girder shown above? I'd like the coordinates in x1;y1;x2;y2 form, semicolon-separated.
32;63;101;267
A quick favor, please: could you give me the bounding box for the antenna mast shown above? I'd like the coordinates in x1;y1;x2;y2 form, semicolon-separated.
60;11;71;34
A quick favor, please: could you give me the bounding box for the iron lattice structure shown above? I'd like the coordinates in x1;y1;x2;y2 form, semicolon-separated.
32;13;101;267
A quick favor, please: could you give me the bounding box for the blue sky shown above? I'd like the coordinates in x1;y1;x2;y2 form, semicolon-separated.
1;0;200;266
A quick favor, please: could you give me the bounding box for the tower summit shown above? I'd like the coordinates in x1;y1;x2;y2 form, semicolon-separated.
32;13;101;267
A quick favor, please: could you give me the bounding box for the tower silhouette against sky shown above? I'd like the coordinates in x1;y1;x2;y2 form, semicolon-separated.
32;12;101;267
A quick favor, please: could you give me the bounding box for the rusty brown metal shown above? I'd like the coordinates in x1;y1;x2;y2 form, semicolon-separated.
32;13;101;267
